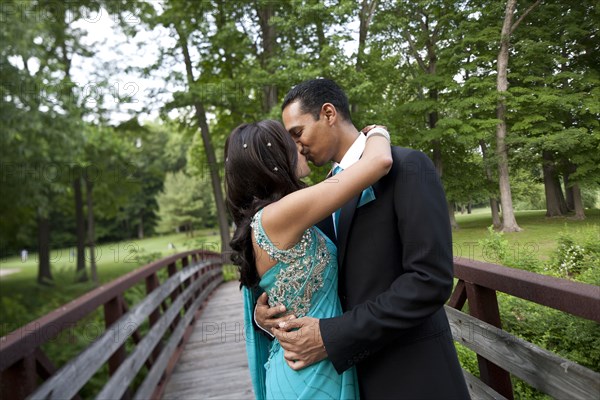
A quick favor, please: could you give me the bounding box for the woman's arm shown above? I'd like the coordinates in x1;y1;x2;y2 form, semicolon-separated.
260;131;392;253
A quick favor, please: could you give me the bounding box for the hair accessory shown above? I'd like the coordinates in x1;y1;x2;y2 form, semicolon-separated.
267;142;272;147
243;143;248;148
273;167;278;172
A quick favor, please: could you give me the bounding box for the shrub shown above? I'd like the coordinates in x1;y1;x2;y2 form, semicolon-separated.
222;264;240;282
469;225;599;400
478;226;543;272
547;228;600;279
478;226;509;264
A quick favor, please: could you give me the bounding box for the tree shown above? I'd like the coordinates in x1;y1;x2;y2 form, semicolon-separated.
507;0;600;219
0;0;82;283
156;171;207;236
371;1;472;228
494;0;541;231
147;1;231;254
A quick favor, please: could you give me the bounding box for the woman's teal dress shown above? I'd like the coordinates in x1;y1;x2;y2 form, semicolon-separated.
243;209;359;399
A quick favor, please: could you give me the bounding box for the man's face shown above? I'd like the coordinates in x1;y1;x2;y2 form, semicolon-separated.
282;101;337;167
295;142;311;179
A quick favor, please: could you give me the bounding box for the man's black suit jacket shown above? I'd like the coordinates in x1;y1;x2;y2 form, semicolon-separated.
318;147;470;399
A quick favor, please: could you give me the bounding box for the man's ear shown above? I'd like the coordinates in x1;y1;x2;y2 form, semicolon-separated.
321;103;336;125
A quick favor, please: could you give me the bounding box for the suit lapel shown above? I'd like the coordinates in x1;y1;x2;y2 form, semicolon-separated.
337;194;360;268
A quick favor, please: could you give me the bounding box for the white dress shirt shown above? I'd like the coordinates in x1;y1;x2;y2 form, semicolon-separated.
331;134;367;237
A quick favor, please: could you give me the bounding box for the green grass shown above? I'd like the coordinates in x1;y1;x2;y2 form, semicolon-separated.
0;230;221;278
1;210;598;399
450;209;600;398
0;230;221;330
452;208;599;262
1;209;598;330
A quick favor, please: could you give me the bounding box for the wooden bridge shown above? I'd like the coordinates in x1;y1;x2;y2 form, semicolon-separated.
1;249;598;399
161;280;252;399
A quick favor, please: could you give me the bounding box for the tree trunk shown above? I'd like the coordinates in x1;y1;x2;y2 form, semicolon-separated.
138;211;144;239
352;0;377;114
314;0;326;58
542;150;569;217
495;0;522;232
73;177;88;281
448;200;459;230
402;5;456;229
467;201;472;214
175;25;231;256
564;162;584;219
124;217;130;238
571;183;586;220
490;198;501;229
37;214;52;284
356;0;376;73
563;172;575;211
257;3;278;112
479;140;502;228
84;173;97;284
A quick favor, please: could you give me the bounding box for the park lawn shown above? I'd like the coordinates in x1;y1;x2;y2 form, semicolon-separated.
1;210;598;330
452;208;599;263
0;230;221;331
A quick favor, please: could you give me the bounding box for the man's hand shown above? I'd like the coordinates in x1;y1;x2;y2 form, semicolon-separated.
272;317;327;370
255;292;296;333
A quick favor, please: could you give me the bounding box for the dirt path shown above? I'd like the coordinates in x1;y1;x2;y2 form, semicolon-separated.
0;268;20;278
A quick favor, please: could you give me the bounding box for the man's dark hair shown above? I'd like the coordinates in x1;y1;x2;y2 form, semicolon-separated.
281;78;352;122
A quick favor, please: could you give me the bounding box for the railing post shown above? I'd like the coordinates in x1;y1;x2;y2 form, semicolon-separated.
35;348;57;381
181;256;194;312
146;273;161;326
448;280;467;309
465;282;514;399
146;272;163;363
103;295;131;400
0;352;36;400
167;261;182;332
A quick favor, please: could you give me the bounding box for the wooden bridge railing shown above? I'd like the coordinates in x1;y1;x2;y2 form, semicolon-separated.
1;251;598;400
447;257;600;400
0;249;224;400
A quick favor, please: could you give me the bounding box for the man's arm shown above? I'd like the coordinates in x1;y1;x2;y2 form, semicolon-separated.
276;149;454;372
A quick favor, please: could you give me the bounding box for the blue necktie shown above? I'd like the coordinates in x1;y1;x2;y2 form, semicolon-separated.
332;166;343;233
331;166;376;235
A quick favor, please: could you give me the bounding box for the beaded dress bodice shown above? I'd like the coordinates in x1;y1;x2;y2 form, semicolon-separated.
244;209;358;400
250;208;338;319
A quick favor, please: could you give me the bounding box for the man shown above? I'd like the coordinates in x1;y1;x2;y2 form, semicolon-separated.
256;78;469;399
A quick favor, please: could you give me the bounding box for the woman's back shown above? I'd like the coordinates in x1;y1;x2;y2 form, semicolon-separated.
245;209;358;399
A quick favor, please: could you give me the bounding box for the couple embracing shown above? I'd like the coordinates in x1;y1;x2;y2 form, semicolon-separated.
224;79;470;399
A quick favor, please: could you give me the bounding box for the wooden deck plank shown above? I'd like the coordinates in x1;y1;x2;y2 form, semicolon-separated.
162;281;254;400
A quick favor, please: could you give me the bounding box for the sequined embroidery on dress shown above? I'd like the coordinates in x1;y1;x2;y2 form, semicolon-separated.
250;209;330;318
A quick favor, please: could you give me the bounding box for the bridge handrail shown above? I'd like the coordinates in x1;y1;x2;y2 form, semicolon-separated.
448;257;600;399
451;257;599;321
0;248;223;399
2;253;598;400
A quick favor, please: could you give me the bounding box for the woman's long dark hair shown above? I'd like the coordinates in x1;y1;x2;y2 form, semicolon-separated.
225;120;306;288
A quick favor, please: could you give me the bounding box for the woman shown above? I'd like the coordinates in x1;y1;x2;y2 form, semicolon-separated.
225;120;391;399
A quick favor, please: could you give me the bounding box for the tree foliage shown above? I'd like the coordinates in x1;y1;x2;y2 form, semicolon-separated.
2;0;598;274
